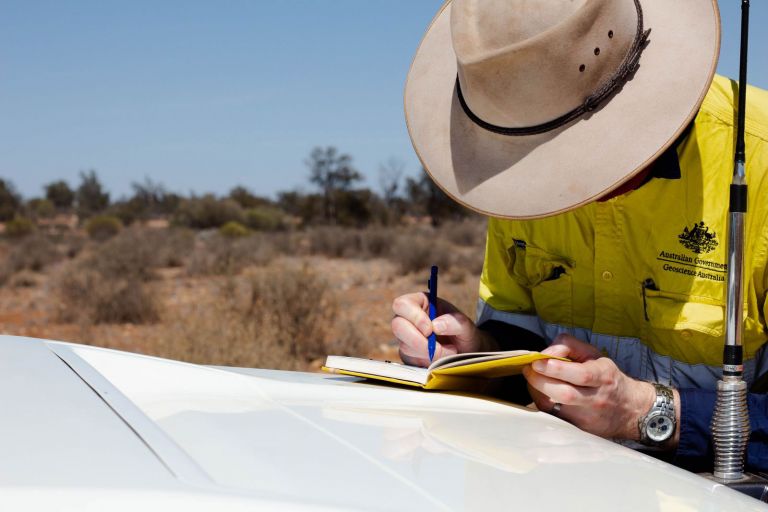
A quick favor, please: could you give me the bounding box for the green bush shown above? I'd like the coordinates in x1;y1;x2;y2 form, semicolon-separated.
27;198;55;219
5;217;35;238
244;206;287;232
172;195;244;229
219;221;249;238
84;215;123;241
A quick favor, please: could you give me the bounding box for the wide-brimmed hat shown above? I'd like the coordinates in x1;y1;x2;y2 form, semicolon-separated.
405;0;720;219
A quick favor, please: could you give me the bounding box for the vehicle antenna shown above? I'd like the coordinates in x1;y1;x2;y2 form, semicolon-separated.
712;0;751;482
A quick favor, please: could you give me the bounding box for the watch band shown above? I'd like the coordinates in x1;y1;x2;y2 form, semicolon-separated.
638;383;676;446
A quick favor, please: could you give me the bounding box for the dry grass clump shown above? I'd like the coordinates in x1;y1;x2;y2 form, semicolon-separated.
0;235;61;284
86;227;161;281
306;226;362;258
305;226;399;260
439;218;487;247
187;233;275;276
57;269;160;324
247;262;337;361
149;301;291;368
150;260;350;369
390;235;455;275
55;228;166;324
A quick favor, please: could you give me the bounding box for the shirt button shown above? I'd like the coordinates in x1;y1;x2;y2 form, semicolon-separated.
681;330;692;339
601;271;613;281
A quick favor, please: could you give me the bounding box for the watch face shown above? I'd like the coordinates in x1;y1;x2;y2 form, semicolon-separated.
646;412;675;443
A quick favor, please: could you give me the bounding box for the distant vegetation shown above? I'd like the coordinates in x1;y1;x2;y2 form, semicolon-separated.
0;147;485;370
0;146;471;235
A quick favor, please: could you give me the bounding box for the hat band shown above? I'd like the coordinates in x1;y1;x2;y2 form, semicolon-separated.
456;0;651;137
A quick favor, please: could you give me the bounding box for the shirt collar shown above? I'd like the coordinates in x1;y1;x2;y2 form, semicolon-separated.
648;120;695;181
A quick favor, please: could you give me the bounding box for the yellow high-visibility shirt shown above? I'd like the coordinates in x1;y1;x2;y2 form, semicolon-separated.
479;75;768;387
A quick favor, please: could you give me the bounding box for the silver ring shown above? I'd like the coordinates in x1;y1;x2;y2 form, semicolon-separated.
551;402;562;416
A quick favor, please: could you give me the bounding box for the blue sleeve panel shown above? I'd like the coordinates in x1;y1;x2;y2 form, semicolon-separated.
675;389;768;473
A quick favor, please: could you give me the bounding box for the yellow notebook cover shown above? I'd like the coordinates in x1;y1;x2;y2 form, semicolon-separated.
323;351;564;391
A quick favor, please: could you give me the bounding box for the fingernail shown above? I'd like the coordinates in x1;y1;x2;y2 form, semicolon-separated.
432;319;446;333
532;360;546;372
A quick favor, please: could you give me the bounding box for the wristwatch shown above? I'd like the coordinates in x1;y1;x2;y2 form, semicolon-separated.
638;383;676;445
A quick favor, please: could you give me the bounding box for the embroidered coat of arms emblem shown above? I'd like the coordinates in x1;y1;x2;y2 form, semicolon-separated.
678;221;718;254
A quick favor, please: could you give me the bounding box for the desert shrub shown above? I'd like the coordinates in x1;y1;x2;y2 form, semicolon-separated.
187;233;274;276
55;228;169;324
57;267;159;324
172;195;244;229
307;226;363;258
453;248;485;276
9;271;37;288
154;228;195;267
244;206;287;232
441;219;487;247
27;198;55;219
0;235;61;284
149;302;298;370
62;234;87;259
84;215;123;241
0;179;22;221
247;262;337;361
85;228;159;281
390;234;454;275
5;217;35;238
359;227;394;259
219;221;249;238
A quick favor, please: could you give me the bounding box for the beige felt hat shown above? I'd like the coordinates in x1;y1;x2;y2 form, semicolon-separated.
405;0;721;219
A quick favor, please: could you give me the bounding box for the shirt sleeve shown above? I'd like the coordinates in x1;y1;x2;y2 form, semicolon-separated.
675;388;768;473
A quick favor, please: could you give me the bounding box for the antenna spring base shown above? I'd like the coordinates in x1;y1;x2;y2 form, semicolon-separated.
712;379;750;480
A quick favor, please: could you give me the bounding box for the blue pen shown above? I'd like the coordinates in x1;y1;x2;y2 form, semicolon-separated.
427;265;439;362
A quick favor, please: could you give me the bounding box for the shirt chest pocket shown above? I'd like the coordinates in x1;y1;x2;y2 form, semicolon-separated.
509;241;574;327
642;287;725;365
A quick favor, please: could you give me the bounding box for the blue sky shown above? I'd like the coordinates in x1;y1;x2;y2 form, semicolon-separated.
2;1;766;201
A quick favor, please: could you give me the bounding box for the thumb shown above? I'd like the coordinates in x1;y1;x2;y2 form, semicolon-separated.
544;334;601;362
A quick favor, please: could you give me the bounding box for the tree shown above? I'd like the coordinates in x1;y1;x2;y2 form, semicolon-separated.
129;177;179;217
378;157;404;205
0;178;21;221
76;170;110;219
229;186;272;210
44;180;75;210
306;146;362;224
406;170;469;226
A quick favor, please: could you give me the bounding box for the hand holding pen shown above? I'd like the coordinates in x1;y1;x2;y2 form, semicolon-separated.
391;267;499;368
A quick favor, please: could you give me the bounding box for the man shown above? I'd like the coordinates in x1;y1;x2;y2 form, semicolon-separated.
392;0;768;471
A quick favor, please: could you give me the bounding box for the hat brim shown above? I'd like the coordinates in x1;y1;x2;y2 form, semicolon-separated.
405;0;721;219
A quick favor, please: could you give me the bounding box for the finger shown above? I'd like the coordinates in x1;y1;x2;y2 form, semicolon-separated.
393;317;456;366
527;383;555;411
548;334;602;362
522;366;595;406
530;358;603;388
432;312;474;341
392;293;432;337
392;316;430;367
541;344;571;358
